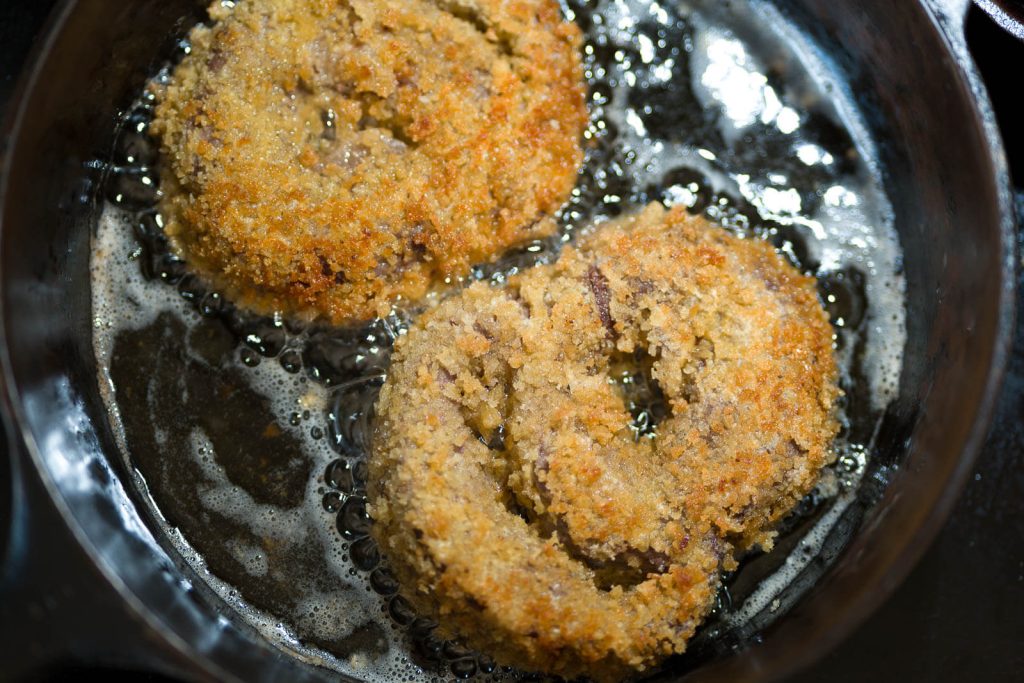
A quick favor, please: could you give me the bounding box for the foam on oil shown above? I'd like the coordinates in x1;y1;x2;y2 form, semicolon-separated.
91;0;907;679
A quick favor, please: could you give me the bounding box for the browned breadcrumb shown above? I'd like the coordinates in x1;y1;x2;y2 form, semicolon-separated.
369;203;841;681
150;0;587;323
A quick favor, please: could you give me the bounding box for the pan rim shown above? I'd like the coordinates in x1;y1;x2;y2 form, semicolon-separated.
678;1;1018;679
0;2;242;681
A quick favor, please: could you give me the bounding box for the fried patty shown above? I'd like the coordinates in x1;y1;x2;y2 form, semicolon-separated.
369;203;841;681
151;0;587;323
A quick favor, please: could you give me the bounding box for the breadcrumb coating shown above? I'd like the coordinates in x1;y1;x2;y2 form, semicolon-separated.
151;0;587;323
369;204;840;680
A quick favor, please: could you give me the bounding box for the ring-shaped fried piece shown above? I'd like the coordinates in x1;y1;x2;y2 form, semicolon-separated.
151;0;587;323
370;204;840;680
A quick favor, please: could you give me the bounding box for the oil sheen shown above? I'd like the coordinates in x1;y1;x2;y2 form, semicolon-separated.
91;0;906;679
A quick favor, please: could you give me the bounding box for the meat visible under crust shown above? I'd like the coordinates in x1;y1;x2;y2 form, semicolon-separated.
150;0;587;323
369;204;841;681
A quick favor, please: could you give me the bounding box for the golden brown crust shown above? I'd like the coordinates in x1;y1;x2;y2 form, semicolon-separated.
151;0;587;323
369;204;841;680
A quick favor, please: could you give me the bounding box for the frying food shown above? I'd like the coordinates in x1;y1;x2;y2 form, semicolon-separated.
369;203;841;681
150;0;587;323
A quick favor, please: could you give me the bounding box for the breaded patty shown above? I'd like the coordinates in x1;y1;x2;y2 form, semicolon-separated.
369;204;840;681
151;0;587;323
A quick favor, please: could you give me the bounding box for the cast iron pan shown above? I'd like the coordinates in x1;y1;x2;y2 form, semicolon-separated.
976;0;1024;39
0;0;1017;681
